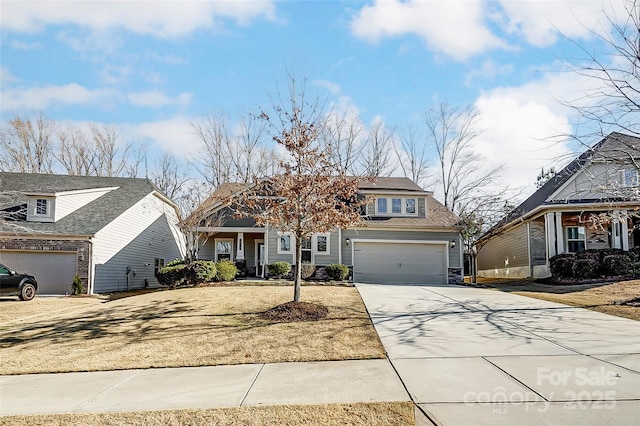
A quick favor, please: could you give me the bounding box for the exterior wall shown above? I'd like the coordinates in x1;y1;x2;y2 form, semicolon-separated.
54;188;113;221
341;228;461;268
92;194;185;294
552;163;625;201
529;218;547;267
477;223;529;278
199;232;264;268
266;228;340;266
0;237;91;292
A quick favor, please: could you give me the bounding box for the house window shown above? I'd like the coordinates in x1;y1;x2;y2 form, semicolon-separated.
377;198;387;214
391;198;402;214
315;234;329;254
405;198;416;214
301;237;312;263
35;198;48;215
622;168;638;187
375;197;418;216
566;226;586;253
215;239;233;261
154;258;165;276
277;234;292;254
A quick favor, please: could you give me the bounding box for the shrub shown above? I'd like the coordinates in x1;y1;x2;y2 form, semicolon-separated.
575;249;601;262
192;260;217;283
268;261;291;279
572;258;599;279
166;258;186;267
549;254;575;278
71;274;84;295
300;263;316;280
215;259;237;281
602;254;632;276
325;263;349;281
157;264;188;287
629;247;640;263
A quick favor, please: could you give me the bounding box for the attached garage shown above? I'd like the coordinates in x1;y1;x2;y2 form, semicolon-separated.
352;241;447;285
0;251;77;295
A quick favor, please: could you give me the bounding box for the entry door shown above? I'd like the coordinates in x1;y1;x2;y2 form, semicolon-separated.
256;241;265;276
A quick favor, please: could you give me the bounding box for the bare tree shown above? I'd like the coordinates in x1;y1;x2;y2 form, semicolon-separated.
149;152;191;200
358;120;395;177
236;77;369;303
57;125;95;176
0;112;55;173
394;126;431;187
191;114;234;188
321;110;365;175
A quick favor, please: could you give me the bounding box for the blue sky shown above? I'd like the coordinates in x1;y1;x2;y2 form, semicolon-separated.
0;0;630;199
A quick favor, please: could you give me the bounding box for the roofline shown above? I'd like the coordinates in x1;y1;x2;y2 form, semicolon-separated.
358;189;433;196
22;186;120;197
0;232;93;239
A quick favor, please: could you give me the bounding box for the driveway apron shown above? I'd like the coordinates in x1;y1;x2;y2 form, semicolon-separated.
357;283;640;425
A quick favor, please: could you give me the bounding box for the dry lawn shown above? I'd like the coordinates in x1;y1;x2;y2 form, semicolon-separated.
481;279;640;321
0;286;385;375
0;402;415;426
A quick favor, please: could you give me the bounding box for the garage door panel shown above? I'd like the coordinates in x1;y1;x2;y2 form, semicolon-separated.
353;242;446;285
0;251;77;295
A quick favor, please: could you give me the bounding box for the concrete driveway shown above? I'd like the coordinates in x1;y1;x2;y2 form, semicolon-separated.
357;283;640;425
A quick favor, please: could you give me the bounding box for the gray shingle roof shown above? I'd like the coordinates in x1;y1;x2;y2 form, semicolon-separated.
0;173;162;236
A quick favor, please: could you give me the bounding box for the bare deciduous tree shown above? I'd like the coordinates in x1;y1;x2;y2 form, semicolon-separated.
321;110;365;175
394;126;431;187
149;152;191;200
0;112;55;173
358;120;395;177
236;77;369;303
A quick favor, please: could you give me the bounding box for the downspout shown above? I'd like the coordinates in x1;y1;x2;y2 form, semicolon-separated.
527;222;533;278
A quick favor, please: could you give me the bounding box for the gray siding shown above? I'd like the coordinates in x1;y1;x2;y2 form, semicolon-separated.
477;224;529;272
529;219;547;267
341;228;461;268
266;229;340;266
552;163;631;201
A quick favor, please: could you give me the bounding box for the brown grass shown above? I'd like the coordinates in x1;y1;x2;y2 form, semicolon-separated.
481;279;640;321
0;286;385;375
0;402;416;426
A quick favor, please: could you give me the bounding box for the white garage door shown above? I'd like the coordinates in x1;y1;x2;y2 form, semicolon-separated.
353;242;447;285
0;251;77;295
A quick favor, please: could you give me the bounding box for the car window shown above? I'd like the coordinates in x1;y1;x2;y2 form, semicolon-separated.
0;265;9;275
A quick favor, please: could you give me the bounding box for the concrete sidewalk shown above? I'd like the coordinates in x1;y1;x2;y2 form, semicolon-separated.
0;359;410;416
357;283;640;425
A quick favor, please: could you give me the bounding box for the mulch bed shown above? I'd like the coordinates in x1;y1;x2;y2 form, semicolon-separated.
258;301;329;322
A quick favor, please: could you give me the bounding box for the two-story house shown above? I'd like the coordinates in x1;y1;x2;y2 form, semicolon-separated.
0;173;186;295
476;132;640;279
194;177;464;285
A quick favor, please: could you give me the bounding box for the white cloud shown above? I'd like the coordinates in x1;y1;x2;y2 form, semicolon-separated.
496;0;626;47
0;66;19;87
465;60;514;85
127;90;193;109
350;0;508;60
129;118;202;158
10;40;42;50
1;83;116;111
2;0;276;37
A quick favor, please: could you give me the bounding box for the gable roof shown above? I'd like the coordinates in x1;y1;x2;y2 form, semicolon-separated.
0;172;168;236
482;132;640;238
357;176;431;193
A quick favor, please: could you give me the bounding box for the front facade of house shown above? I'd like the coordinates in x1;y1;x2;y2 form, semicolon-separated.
0;173;186;295
196;177;464;285
476;132;640;279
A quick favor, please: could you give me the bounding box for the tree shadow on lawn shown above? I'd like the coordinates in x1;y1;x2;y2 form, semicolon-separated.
483;280;616;294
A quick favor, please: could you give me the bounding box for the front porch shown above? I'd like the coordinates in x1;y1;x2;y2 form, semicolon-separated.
198;228;267;278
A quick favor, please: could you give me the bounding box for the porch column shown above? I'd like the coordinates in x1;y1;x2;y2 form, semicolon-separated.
545;212;557;258
236;232;245;260
555;213;565;254
621;211;629;251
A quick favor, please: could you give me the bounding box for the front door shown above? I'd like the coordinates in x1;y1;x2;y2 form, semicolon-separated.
256;241;265;277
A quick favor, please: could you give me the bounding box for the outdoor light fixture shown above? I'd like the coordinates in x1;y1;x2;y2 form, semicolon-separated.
450;240;456;249
345;237;350;246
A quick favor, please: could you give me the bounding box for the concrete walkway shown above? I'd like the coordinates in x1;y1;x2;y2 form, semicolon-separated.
0;359;409;416
357;283;640;425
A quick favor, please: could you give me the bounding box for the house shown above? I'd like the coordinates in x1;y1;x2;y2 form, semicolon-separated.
194;177;464;285
476;132;640;279
0;173;186;295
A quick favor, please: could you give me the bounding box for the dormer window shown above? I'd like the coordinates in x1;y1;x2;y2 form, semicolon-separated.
375;197;418;216
35;198;48;215
622;168;638;187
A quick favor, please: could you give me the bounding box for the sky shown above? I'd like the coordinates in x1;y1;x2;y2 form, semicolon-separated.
0;0;631;203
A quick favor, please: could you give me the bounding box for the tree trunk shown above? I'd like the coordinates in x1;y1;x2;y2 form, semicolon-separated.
294;237;302;302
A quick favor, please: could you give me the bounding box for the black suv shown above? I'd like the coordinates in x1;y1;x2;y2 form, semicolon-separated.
0;263;38;301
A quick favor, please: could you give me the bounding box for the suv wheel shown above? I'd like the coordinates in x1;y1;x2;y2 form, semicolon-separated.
19;283;36;301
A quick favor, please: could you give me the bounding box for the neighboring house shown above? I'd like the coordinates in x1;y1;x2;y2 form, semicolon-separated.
476;132;640;279
194;177;464;285
0;173;186;295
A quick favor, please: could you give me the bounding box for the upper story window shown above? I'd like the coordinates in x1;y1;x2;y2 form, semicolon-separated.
622;168;638;187
375;197;418;216
277;233;292;254
566;226;586;253
35;198;49;215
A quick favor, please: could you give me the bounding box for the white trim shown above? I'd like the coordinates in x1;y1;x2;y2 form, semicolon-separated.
277;232;293;255
254;239;264;277
350;239;450;271
197;227;266;233
565;225;587;253
373;196;419;217
24;186;120;197
338;228;342;264
313;233;330;256
214;238;234;261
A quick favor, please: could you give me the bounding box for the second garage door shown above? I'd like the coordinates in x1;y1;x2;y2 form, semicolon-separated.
353;241;446;285
0;251;77;295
